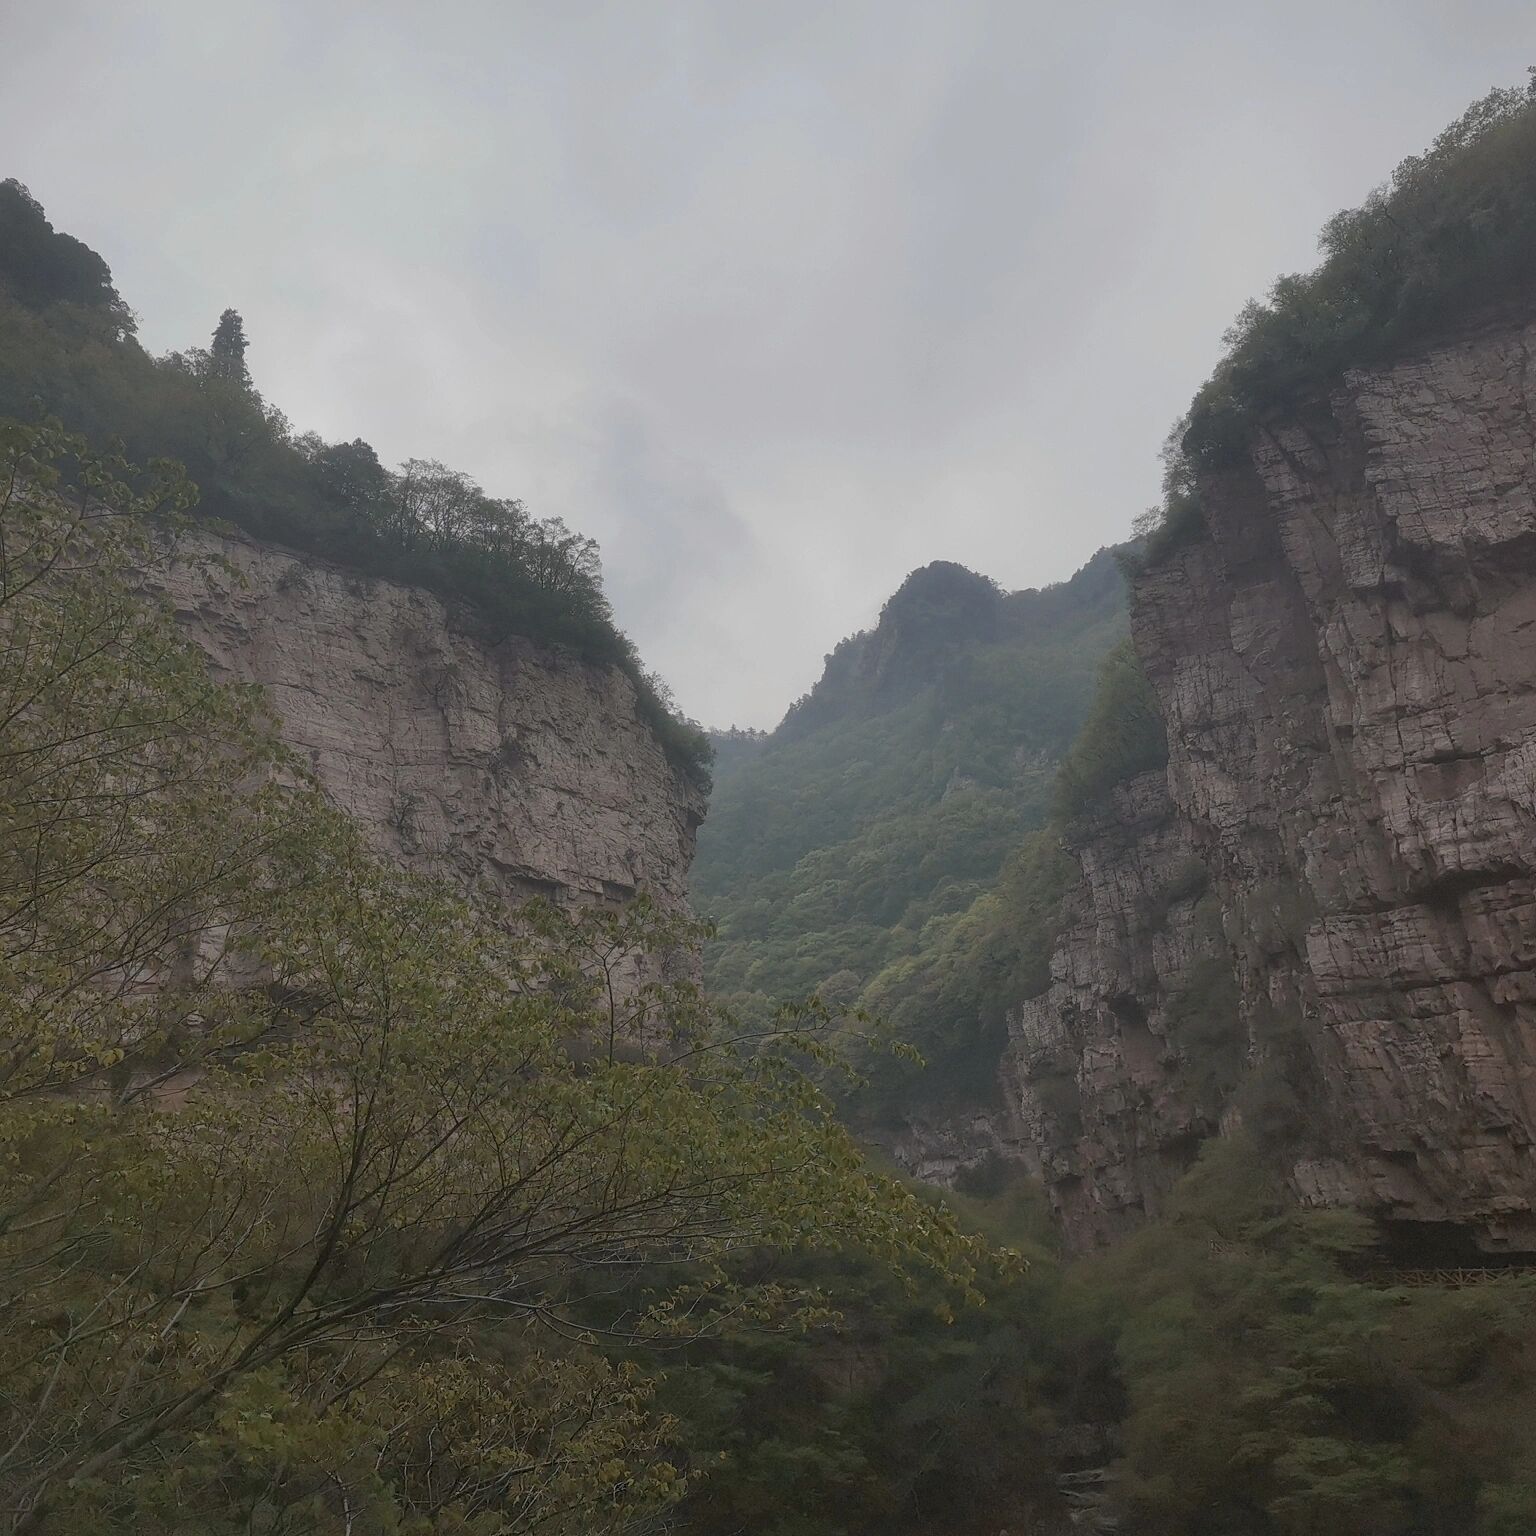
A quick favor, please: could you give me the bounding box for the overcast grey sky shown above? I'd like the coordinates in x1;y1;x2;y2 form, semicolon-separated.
4;2;1534;726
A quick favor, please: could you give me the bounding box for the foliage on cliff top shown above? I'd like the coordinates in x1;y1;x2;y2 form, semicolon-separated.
0;178;710;786
0;180;134;332
1185;72;1536;469
1133;72;1536;570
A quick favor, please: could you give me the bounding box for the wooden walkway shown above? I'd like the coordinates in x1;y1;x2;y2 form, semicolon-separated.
1368;1265;1534;1289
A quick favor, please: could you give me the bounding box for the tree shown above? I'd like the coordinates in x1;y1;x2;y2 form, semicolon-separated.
208;307;251;388
159;325;287;474
311;436;391;525
463;494;532;558
0;180;135;338
524;514;603;597
388;457;479;549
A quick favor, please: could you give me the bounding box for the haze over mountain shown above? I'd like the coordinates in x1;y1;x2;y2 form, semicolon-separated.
693;552;1124;1041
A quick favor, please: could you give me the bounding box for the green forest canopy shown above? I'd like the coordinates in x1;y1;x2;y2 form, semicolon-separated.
691;550;1127;1105
1140;71;1536;565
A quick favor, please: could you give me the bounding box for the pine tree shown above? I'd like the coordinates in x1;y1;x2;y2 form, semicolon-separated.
208;306;250;387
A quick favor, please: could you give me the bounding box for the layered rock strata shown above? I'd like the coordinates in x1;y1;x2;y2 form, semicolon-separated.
142;530;704;924
1006;775;1228;1247
1011;316;1536;1253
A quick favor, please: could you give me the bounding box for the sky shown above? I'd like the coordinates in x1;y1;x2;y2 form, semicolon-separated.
4;2;1535;728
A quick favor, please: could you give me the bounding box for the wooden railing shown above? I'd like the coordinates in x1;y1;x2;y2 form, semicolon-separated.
1368;1266;1533;1289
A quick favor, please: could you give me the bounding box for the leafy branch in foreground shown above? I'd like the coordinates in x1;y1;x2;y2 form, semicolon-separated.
0;421;986;1534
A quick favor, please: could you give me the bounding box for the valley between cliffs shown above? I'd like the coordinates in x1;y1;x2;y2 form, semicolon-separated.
189;314;1536;1273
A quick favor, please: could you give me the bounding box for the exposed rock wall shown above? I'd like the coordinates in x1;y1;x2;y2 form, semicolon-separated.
1010;316;1536;1253
142;530;704;924
1007;775;1227;1247
879;1099;1027;1192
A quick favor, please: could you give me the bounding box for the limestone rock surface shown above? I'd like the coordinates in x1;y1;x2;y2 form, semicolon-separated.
983;317;1536;1252
142;530;705;923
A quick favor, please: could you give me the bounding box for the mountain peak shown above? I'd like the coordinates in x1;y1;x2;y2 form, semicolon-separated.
870;562;1002;688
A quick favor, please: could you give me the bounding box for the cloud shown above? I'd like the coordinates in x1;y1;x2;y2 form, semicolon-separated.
5;0;1536;724
510;396;772;726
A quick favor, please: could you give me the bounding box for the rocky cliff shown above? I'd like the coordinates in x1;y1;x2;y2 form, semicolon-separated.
1004;315;1536;1255
143;529;705;924
1001;774;1228;1246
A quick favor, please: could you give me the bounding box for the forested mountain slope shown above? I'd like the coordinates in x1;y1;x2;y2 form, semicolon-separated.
692;552;1125;1091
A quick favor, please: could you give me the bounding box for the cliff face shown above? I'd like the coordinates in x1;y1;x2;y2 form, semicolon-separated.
1006;775;1229;1246
1007;316;1536;1253
144;530;705;923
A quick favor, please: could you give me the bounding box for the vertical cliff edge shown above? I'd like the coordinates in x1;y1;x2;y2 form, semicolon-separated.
143;528;706;923
1000;314;1536;1255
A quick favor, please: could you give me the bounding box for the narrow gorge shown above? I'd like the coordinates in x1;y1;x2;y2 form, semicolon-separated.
699;317;1536;1263
8;56;1536;1536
